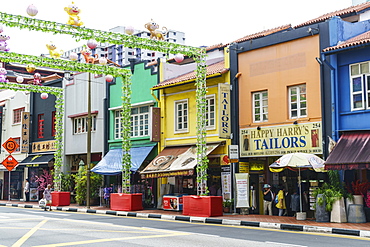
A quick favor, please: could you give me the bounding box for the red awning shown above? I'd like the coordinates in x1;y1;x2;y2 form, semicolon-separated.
325;131;370;170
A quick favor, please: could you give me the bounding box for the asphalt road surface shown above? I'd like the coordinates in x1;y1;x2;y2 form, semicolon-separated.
0;206;369;247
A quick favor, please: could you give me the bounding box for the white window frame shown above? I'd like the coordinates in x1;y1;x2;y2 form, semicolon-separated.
350;62;370;111
206;94;216;129
289;85;307;119
252;91;268;123
13;107;25;124
174;99;188;133
73;115;97;134
114;110;123;139
130;105;150;138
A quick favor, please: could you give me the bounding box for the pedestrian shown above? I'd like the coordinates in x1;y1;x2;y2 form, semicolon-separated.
276;185;286;216
263;184;274;215
43;184;52;211
24;179;30;202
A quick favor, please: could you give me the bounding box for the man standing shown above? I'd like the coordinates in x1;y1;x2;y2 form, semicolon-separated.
24;179;30;202
263;184;274;215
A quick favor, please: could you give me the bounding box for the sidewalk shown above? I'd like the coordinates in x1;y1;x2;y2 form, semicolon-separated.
1;200;370;238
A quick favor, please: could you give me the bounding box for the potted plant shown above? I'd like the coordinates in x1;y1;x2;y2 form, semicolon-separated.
364;190;370;222
51;172;73;206
73;166;103;206
222;199;234;213
349;180;370;205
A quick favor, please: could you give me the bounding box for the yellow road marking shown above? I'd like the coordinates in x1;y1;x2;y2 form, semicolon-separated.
11;219;48;247
33;232;191;247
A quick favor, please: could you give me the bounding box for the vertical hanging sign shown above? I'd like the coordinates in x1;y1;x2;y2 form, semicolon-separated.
218;83;231;139
21;112;30;153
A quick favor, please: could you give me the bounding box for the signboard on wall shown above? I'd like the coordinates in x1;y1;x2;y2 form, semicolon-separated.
21;112;30;153
218;83;231;139
240;122;322;157
150;107;161;142
32;140;56;153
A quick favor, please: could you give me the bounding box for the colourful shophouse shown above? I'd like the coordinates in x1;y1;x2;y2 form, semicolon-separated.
92;60;159;208
140;46;232;209
228;3;370;216
323;28;370;183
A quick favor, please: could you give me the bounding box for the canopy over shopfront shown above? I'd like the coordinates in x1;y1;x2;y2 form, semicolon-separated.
91;146;155;175
19;154;55;165
140;144;219;178
325;131;370;170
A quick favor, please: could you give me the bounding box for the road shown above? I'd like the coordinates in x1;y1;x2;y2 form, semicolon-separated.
0;206;369;247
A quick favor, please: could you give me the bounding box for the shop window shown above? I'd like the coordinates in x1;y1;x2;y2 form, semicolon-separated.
289;84;306;119
38;114;44;138
252;91;268;122
51;111;56;136
350;62;370;111
13;107;25;124
114;110;123;139
206;95;215;128
130;106;149;137
175;99;188;133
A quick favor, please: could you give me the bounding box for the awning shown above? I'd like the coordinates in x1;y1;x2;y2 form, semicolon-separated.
325;131;370;170
91;146;155;175
140;144;219;178
19;154;55;165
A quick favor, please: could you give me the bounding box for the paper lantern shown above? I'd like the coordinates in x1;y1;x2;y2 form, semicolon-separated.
0;24;3;33
99;57;107;65
174;54;184;63
16;76;24;83
40;93;48;99
26;64;36;73
69;52;78;61
125;26;135;35
105;75;114;82
27;4;38;17
87;39;98;49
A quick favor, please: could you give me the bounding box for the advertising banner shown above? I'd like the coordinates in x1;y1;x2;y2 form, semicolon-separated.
240;122;322;157
235;173;249;208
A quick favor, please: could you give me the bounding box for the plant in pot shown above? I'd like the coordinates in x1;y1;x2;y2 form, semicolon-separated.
73;166;103;206
222;199;234;213
348;180;370;205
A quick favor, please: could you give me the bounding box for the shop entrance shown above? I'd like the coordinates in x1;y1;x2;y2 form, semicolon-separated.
249;173;260;214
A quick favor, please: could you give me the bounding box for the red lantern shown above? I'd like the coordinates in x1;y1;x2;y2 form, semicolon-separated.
174;54;184;63
105;75;114;82
40;93;48;100
87;39;98;49
27;4;38;17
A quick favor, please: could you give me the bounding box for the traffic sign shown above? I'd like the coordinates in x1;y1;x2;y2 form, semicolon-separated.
2;138;19;153
1;155;19;171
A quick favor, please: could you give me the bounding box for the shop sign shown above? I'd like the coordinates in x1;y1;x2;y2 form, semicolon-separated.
150;107;160;142
239;162;249;173
250;162;264;171
218;83;231;139
32;140;56;153
21;112;30;153
240;122;322;157
141;169;193;179
228;145;239;163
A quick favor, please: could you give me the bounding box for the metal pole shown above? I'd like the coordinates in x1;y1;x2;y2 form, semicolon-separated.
86;72;92;208
8;171;10;201
299;168;302;212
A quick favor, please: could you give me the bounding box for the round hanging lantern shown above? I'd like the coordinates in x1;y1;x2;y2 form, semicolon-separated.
174;54;184;63
69;52;78;61
87;39;98;49
26;4;38;17
26;64;36;73
125;26;135;35
16;76;24;83
99;57;108;65
105;75;114;82
40;93;48;100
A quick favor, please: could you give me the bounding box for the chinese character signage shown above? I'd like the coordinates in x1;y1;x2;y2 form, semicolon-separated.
21;112;30;153
240;122;322;157
32;140;57;153
218;83;231;139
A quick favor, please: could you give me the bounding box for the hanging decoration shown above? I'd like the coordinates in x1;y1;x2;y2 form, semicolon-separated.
105;74;113;82
64;2;84;27
87;39;97;49
174;53;184;63
40;93;48;99
99;57;107;65
144;19;168;41
16;76;24;83
69;52;78;61
32;73;42;85
0;24;3;33
46;42;63;59
0;68;9;83
26;4;38;17
0;33;10;52
26;63;36;73
80;49;98;64
125;26;134;35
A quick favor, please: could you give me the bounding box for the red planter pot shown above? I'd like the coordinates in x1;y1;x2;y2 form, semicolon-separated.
110;193;143;211
51;192;71;206
182;195;223;217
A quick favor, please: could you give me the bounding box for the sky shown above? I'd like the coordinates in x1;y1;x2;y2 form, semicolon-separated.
1;0;354;56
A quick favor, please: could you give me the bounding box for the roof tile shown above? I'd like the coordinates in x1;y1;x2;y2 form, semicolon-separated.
323;30;370;52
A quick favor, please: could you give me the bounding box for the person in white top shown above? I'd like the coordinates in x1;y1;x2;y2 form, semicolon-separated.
24;179;30;202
